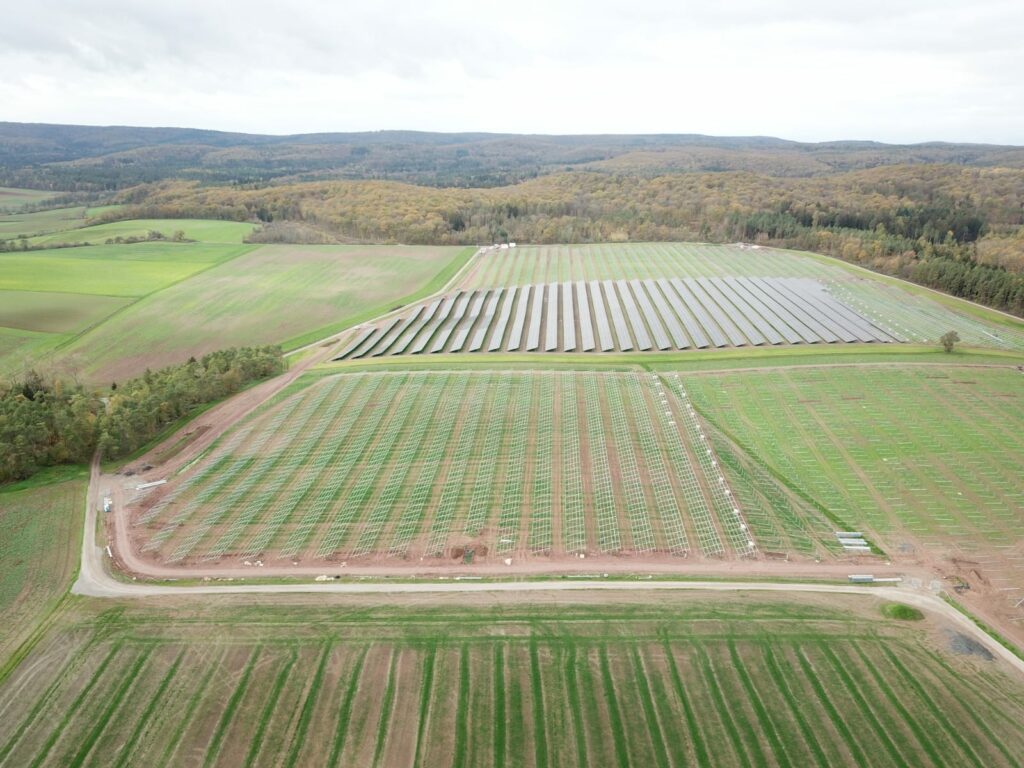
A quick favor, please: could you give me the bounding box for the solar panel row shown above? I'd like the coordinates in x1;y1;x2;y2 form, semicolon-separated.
336;277;896;359
488;286;517;351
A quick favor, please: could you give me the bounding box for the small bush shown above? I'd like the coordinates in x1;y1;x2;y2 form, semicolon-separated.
882;603;925;621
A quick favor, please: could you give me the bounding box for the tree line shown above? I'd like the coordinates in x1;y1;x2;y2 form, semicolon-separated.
0;346;284;483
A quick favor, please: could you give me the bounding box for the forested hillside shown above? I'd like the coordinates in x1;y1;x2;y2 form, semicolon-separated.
4;122;1024;189
0;347;283;482
100;166;1024;314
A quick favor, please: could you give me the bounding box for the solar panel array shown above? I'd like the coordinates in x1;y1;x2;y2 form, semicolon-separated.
338;276;897;359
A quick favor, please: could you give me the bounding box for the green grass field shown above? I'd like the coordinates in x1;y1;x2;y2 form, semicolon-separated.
0;187;56;212
0;206;89;240
0;222;471;382
685;365;1024;550
0;291;133;334
0;326;60;365
0;240;252;377
55;244;472;382
1;593;1021;768
0;473;85;666
26;218;256;247
0;251;214;296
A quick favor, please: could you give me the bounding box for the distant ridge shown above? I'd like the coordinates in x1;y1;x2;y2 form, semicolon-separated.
2;121;1023;189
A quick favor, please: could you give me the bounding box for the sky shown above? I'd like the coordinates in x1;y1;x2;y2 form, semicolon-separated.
2;0;1023;144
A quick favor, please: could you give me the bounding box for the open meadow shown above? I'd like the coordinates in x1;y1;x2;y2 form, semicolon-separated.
0;206;91;240
684;365;1024;545
0;249;216;296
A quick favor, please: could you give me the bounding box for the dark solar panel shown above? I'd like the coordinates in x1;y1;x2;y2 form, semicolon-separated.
506;285;532;351
696;278;767;346
643;280;690;349
601;280;634;351
431;291;473;352
589;280;616;351
616;280;653;351
545;283;559;351
561;282;576;352
389;299;442;354
469;289;503;352
410;293;459;354
488;286;517;351
576;280;595;352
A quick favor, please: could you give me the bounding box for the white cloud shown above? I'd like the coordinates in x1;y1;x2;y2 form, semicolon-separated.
1;0;1022;143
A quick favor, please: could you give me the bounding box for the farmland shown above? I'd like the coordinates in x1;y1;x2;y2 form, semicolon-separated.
684;364;1024;627
2;592;1023;768
0;472;85;664
0;251;212;296
684;365;1023;547
2;206;1024;766
0;187;56;211
26;218;256;247
0;206;92;240
0;238;259;378
56;244;473;382
131;370;837;566
0;228;472;381
5;113;1024;768
0;291;131;334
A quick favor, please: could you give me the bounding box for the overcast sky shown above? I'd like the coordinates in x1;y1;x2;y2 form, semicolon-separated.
2;0;1023;144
